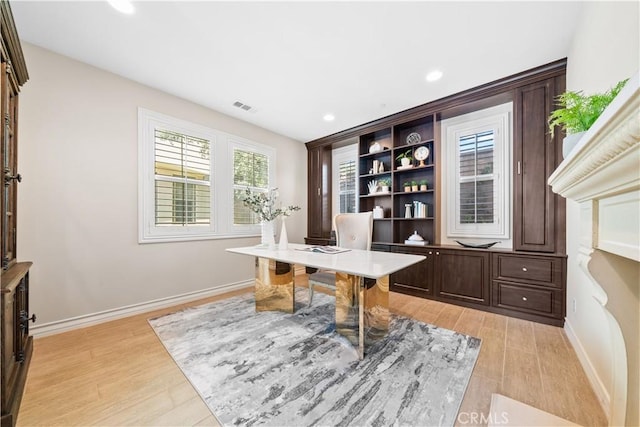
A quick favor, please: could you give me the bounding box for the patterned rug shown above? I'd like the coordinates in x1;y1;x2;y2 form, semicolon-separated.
148;290;481;426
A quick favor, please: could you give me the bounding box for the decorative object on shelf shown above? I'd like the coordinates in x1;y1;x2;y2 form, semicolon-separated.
412;201;427;218
395;149;412;168
404;182;411;192
404;204;412;218
406;132;421;145
548;78;628;158
379;178;390;193
369;141;382;153
411;181;418;192
239;187;300;249
367;180;378;194
419;180;428;191
454;240;499;249
373;160;380;174
279;217;289;250
405;230;428;246
378;161;384;173
414;146;430;167
373;206;384;219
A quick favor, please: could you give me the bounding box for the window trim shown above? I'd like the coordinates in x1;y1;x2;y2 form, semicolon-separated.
441;103;513;244
138;108;276;243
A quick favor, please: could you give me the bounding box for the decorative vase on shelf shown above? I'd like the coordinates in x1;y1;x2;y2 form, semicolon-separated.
279;217;289;250
261;220;276;249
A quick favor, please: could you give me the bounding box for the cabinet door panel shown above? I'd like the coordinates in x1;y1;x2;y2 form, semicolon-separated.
435;249;490;305
390;247;434;295
514;79;558;252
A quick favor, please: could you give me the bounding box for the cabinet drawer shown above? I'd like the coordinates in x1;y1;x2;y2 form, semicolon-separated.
493;254;562;287
492;281;563;318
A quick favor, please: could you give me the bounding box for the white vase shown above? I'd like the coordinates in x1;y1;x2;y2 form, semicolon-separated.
279;217;289;250
562;131;586;158
261;220;276;249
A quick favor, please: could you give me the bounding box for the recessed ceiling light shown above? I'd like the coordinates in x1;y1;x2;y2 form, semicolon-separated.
108;0;135;15
323;113;335;122
425;70;443;82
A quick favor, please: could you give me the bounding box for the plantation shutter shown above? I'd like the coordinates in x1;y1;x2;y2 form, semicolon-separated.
233;149;269;224
154;129;211;226
338;159;356;213
458;130;494;224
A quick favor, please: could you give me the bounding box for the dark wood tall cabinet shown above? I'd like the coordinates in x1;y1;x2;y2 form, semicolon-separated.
1;2;32;426
514;76;566;253
305;60;568;326
306;146;332;239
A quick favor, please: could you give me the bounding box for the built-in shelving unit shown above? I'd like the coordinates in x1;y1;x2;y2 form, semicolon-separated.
358;115;436;244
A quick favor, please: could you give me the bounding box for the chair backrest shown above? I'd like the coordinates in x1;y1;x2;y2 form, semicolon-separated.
334;212;373;250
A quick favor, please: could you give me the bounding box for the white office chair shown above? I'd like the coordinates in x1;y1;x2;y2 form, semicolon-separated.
307;212;373;305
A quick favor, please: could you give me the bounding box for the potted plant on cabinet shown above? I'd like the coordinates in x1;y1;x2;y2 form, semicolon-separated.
411;180;418;192
396;150;412;168
403;181;411;192
419;179;428;191
548;78;628;158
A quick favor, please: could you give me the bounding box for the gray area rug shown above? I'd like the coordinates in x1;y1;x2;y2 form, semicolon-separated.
149;291;481;427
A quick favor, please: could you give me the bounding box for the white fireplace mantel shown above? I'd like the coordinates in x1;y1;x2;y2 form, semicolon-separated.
548;72;639;427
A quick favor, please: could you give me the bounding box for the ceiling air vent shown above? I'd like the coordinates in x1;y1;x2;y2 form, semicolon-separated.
233;101;253;112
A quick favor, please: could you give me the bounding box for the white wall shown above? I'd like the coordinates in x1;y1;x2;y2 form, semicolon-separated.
565;0;639;418
17;43;307;328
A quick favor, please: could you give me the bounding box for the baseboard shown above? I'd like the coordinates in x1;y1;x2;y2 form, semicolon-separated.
31;279;254;338
564;318;611;421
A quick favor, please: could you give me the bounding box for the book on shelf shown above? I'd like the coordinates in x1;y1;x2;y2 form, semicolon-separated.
297;246;351;254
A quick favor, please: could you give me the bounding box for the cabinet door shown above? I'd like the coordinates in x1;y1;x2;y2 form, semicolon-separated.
435;249;490;305
514;78;560;253
307;147;331;238
390;246;434;296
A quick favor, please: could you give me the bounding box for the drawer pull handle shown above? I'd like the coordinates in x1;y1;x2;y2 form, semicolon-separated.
522;267;528;272
436;251;440;255
522;296;528;301
428;251;432;255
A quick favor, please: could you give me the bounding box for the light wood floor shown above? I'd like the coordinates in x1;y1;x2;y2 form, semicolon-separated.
17;277;607;426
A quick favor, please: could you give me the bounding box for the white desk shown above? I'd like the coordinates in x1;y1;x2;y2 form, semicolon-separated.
227;243;425;358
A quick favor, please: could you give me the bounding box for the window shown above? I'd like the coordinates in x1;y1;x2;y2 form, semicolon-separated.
232;147;270;225
332;144;358;216
442;103;512;243
139;108;275;243
154;129;211;226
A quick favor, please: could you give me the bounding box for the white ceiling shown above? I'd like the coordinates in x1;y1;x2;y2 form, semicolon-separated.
10;1;585;142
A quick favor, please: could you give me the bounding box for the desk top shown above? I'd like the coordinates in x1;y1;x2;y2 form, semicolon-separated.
227;243;425;278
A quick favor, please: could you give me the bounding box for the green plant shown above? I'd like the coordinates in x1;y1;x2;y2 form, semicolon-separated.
395;150;412;161
403;181;411;187
239;187;300;222
411;180;417;186
419;179;427;185
548;79;628;138
379;178;390;186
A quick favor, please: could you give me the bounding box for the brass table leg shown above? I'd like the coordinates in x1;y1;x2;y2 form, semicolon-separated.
335;272;389;359
254;257;295;313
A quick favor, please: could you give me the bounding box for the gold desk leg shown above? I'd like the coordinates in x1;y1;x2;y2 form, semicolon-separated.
335;273;389;359
254;257;295;313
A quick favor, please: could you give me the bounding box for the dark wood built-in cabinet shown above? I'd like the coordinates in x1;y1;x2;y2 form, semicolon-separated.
1;2;32;426
306;60;568;326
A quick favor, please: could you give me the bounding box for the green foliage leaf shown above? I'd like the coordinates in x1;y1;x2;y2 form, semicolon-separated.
548;78;628;138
